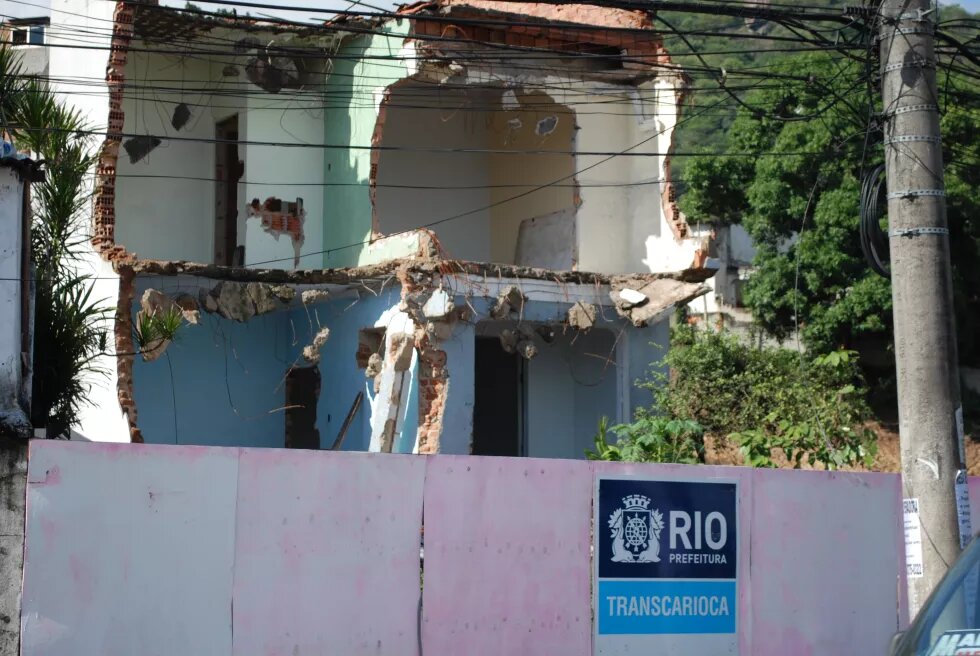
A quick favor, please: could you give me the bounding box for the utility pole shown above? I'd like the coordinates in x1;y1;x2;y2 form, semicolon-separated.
880;0;965;616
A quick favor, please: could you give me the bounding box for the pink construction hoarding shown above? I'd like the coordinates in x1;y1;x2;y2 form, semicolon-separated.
21;441;905;655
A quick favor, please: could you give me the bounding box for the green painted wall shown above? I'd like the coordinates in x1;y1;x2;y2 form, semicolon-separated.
322;22;411;268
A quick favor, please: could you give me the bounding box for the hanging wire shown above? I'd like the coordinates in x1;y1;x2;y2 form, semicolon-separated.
859;163;890;278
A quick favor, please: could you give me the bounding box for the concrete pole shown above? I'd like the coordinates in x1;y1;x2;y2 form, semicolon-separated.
880;0;964;615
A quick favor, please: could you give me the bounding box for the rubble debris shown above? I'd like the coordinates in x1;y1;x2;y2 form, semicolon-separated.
389;333;416;372
199;288;219;314
167;292;201;325
171;103;191;131
456;303;476;323
422;288;454;320
425;320;454;341
499;328;518;354
517;339;538;360
123;135;162;164
247;197;306;268
247;282;279;315
568;301;597;331
302;289;329;305
490;285;527;319
270;284;296;303
365;352;383;378
302;327;330;364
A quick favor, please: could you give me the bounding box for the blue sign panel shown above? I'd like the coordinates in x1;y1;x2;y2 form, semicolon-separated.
594;476;739;654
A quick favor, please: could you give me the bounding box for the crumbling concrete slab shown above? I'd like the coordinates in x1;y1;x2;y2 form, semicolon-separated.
609;277;709;327
389;333;415;372
422;288;454;320
366;353;383;379
490;285;526;319
247;282;280;315
567;301;597;331
213;281;256;322
301;289;329;305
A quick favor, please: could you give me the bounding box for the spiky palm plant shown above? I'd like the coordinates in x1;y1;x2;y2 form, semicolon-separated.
1;46;108;437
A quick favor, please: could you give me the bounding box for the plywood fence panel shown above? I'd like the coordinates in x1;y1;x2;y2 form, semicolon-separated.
21;442;239;656
421;456;593;655
749;469;904;655
231;449;426;656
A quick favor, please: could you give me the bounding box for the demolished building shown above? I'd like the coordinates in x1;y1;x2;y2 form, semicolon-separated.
60;0;714;457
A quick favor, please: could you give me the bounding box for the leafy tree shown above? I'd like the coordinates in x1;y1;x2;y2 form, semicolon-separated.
679;50;980;366
2;47;109;436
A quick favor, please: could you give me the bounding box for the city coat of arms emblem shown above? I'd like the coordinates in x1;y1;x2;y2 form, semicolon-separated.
608;494;664;563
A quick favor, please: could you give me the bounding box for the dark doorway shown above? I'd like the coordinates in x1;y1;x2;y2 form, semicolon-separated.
284;366;320;449
472;337;523;456
214;115;242;266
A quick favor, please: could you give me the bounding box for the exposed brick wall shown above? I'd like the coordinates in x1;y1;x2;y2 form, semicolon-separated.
92;1;135;264
115;266;142;443
416;339;447;455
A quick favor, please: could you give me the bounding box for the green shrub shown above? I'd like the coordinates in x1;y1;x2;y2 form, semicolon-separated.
590;327;877;469
586;416;705;465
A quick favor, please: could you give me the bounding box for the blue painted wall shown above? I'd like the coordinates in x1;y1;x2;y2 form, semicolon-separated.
298;290;398;452
132;287;295;448
132;279;672;455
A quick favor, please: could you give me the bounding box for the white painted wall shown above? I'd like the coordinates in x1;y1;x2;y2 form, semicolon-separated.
243;90;325;269
48;0;129;442
688;223;757;316
0;167;26;422
113;36;325;269
115;48;242;264
569;77;703;275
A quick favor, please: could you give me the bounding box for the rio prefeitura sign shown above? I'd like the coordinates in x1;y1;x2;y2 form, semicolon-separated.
594;476;740;655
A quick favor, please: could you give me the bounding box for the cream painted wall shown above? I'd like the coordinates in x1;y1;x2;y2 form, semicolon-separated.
375;85;577;265
487;91;575;264
374;85;492;262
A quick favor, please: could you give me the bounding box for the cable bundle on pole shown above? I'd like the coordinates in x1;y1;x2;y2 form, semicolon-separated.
859;163;889;277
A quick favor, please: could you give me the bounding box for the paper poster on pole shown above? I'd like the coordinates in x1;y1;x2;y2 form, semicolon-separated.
594;476;739;655
904;498;924;579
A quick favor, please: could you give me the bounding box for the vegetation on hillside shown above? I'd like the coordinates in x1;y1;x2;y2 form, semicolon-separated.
588;321;877;469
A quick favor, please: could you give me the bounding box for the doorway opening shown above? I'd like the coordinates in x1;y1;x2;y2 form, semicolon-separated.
214;115;242;266
471;336;525;456
284;365;320;450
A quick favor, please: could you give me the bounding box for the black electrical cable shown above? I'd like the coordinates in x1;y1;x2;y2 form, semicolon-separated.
859;163;889;278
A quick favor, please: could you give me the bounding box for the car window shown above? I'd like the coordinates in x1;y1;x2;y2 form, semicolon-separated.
899;539;980;656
